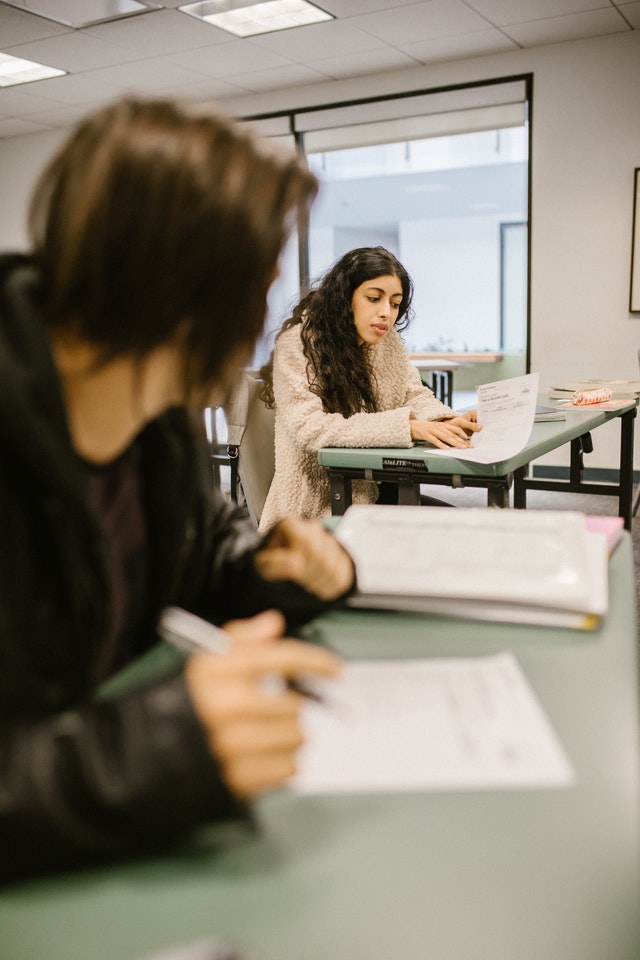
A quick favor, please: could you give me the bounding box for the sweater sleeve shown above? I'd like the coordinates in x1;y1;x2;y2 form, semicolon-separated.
273;328;415;451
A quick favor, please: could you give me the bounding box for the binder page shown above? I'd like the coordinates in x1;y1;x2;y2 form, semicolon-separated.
291;652;575;795
428;371;539;463
335;506;603;612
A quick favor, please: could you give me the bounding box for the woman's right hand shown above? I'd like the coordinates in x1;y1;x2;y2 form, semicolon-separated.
410;415;481;449
184;609;341;798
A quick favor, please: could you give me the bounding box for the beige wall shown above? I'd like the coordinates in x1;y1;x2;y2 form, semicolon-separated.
1;30;639;469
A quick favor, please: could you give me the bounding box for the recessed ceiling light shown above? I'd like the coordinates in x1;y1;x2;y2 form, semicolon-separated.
0;1;158;29
0;52;66;87
179;0;333;38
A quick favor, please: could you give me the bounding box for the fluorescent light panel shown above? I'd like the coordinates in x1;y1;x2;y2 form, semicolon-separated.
179;0;332;37
0;52;65;87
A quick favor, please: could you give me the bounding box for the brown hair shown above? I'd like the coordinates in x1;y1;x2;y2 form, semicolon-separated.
29;95;318;398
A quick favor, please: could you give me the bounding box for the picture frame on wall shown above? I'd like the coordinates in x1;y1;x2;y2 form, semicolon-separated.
631;167;640;313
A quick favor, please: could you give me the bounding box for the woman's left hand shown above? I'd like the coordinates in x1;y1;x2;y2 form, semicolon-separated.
254;516;355;601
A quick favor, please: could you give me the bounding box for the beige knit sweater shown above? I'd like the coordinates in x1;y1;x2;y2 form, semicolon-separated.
258;326;454;532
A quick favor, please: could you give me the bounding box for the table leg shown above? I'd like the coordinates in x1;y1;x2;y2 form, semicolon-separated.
329;473;351;516
618;407;636;530
513;466;527;509
397;479;421;505
486;477;511;508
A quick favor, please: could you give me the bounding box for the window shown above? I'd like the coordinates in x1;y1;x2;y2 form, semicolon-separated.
246;76;531;387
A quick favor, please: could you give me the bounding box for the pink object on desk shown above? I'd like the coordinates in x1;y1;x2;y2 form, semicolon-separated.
571;388;613;405
585;515;624;554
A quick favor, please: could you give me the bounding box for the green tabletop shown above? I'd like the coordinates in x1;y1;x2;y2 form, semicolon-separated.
1;538;639;960
318;399;637;478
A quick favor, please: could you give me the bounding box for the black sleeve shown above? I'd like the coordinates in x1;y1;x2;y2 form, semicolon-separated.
173;463;354;630
0;670;247;884
145;409;354;630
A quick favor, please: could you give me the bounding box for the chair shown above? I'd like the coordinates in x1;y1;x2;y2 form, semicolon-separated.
222;373;275;527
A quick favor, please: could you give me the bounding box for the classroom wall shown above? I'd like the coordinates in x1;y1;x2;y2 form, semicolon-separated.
1;30;639;470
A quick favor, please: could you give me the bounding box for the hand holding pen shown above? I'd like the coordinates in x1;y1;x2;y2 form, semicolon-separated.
160;607;341;799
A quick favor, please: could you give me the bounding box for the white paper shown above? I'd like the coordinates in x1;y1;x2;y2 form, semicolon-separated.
335;505;606;615
429;372;539;463
291;652;575;795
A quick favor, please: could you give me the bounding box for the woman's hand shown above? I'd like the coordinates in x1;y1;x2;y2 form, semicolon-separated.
449;409;481;435
410;410;482;449
185;609;341;798
254;516;355;601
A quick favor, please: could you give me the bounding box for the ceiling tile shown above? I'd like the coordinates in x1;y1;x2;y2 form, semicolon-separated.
307;46;421;78
14;71;122;103
250;18;387;59
163;75;252;98
354;0;491;45
0;3;70;45
16;101;99;126
227;62;331;92
463;0;610;25
403;28;520;62
320;0;406;14
82;7;226;54
0;82;58;113
168;38;291;76
0;115;52;135
3;30;144;70
505;8;630;44
85;56;205;91
617;2;640;28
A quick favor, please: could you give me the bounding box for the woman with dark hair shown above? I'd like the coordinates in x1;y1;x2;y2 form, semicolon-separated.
259;246;480;531
0;96;354;881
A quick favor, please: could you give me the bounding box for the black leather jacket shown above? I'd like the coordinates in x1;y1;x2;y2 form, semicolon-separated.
0;255;333;882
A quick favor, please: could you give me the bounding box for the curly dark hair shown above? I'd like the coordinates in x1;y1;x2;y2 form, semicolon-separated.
261;246;413;416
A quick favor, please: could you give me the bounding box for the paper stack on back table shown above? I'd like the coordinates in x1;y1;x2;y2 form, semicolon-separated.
335;505;609;630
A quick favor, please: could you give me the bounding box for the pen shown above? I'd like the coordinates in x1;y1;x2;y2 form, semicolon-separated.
158;606;324;703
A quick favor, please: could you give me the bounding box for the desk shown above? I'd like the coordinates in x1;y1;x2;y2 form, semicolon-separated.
319;399;637;528
0;539;638;960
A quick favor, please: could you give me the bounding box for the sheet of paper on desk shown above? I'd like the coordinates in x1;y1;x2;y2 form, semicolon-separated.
429;371;539;464
291;652;575;795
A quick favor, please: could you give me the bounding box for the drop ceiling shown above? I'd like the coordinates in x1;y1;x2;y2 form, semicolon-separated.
0;0;638;138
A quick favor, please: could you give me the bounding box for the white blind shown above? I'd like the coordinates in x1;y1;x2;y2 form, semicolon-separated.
293;79;527;152
242;115;297;153
303;102;525;153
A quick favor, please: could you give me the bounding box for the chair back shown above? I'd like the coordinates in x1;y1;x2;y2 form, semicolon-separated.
222;373;275;527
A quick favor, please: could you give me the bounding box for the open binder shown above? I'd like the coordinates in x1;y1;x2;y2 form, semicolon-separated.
335;505;609;630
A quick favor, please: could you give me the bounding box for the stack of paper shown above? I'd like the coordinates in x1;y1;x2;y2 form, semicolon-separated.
335;505;609;630
548;379;640;401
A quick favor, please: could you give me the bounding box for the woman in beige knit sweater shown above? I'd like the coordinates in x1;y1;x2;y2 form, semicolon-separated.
259;247;481;532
